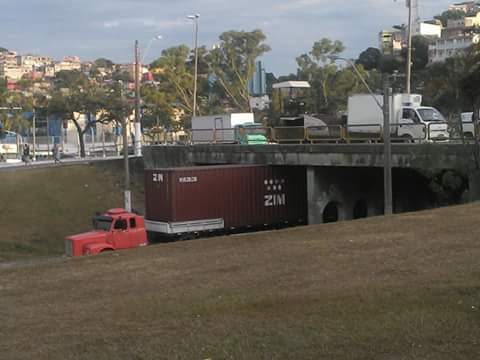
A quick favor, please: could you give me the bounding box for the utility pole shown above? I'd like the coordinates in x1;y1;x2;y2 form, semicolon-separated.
120;82;131;212
383;81;393;215
329;55;393;215
188;14;200;117
134;39;142;157
406;0;413;94
32;106;37;161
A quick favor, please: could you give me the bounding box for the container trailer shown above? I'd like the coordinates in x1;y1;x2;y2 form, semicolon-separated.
145;165;308;236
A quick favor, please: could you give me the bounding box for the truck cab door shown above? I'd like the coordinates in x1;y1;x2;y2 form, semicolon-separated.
112;218;130;249
127;217;145;246
399;107;420;139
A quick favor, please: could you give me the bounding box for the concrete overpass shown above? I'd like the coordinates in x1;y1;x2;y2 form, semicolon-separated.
143;144;480;225
143;143;477;171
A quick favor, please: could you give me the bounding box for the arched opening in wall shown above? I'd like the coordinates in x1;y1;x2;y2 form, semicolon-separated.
353;199;368;219
323;201;340;223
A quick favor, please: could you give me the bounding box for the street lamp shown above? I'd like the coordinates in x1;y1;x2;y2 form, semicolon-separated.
134;35;163;157
141;35;163;64
329;55;393;215
187;13;200;117
406;0;413;94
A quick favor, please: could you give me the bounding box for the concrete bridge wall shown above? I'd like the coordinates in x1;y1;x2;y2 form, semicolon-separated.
143;145;478;225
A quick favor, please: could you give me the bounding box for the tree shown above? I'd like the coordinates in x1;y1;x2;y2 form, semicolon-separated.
150;45;198;120
0;47;7;53
422;55;468;115
357;47;382;71
48;72;120;158
207;29;271;112
93;58;114;69
434;9;465;27
141;83;175;130
296;38;345;113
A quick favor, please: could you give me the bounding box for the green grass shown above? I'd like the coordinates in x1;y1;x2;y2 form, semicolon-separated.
1;203;480;359
0;164;144;261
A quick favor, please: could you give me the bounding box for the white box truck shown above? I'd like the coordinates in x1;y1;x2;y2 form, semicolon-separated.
347;93;449;142
191;113;256;143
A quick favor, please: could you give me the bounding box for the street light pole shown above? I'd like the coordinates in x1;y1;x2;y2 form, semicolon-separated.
406;0;413;94
383;82;393;215
32;106;36;161
188;14;200;117
134;39;142;157
330;55;393;215
119;81;131;212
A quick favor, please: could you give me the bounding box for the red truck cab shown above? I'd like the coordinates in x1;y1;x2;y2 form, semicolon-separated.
65;208;148;257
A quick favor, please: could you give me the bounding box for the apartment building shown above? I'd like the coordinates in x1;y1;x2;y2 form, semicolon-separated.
379;29;404;55
17;55;53;71
54;56;81;73
449;1;480;14
428;35;479;63
0;51;29;80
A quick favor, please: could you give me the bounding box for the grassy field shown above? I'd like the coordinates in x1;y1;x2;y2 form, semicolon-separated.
1;203;480;359
0;163;144;261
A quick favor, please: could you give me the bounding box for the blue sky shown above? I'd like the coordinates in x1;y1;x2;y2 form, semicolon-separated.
1;0;453;75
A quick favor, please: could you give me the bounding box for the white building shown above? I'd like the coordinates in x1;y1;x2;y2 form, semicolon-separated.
428;35;479;63
379;29;404;55
413;22;442;38
54;56;82;73
449;1;479;13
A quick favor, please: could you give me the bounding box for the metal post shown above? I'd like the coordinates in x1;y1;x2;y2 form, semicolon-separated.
383;83;393;215
46;112;50;160
406;0;413;94
134;40;142;157
119;83;131;212
32;107;36;161
122;115;131;212
193;17;199;117
102;123;106;158
188;14;200;117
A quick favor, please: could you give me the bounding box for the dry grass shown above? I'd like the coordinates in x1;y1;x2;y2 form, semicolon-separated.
0;164;144;261
1;203;480;359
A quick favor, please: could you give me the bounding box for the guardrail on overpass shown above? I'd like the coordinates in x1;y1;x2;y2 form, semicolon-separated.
143;143;478;171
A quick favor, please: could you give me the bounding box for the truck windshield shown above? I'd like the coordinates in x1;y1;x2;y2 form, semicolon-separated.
417;108;445;122
93;216;113;231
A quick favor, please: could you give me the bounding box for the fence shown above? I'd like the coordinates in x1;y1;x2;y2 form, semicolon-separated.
145;123;460;146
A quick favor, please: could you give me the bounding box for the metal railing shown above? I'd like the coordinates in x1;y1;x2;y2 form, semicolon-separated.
145;124;462;145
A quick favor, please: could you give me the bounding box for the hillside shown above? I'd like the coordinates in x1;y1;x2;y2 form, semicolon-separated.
0;162;144;261
1;203;480;359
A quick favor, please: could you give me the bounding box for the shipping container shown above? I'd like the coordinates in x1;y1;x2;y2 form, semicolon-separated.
145;165;307;235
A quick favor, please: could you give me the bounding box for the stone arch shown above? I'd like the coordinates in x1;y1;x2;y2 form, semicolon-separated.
323;201;340;223
353;199;368;219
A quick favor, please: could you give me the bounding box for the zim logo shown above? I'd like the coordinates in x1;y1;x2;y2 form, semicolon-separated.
264;193;286;207
263;178;286;207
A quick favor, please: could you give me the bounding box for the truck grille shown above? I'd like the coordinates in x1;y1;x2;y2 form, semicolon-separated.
64;239;73;257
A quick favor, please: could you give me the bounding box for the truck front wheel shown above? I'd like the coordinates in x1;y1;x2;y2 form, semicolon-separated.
401;134;414;143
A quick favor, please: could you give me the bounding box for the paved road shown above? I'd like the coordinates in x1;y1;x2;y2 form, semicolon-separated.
0;155;127;172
